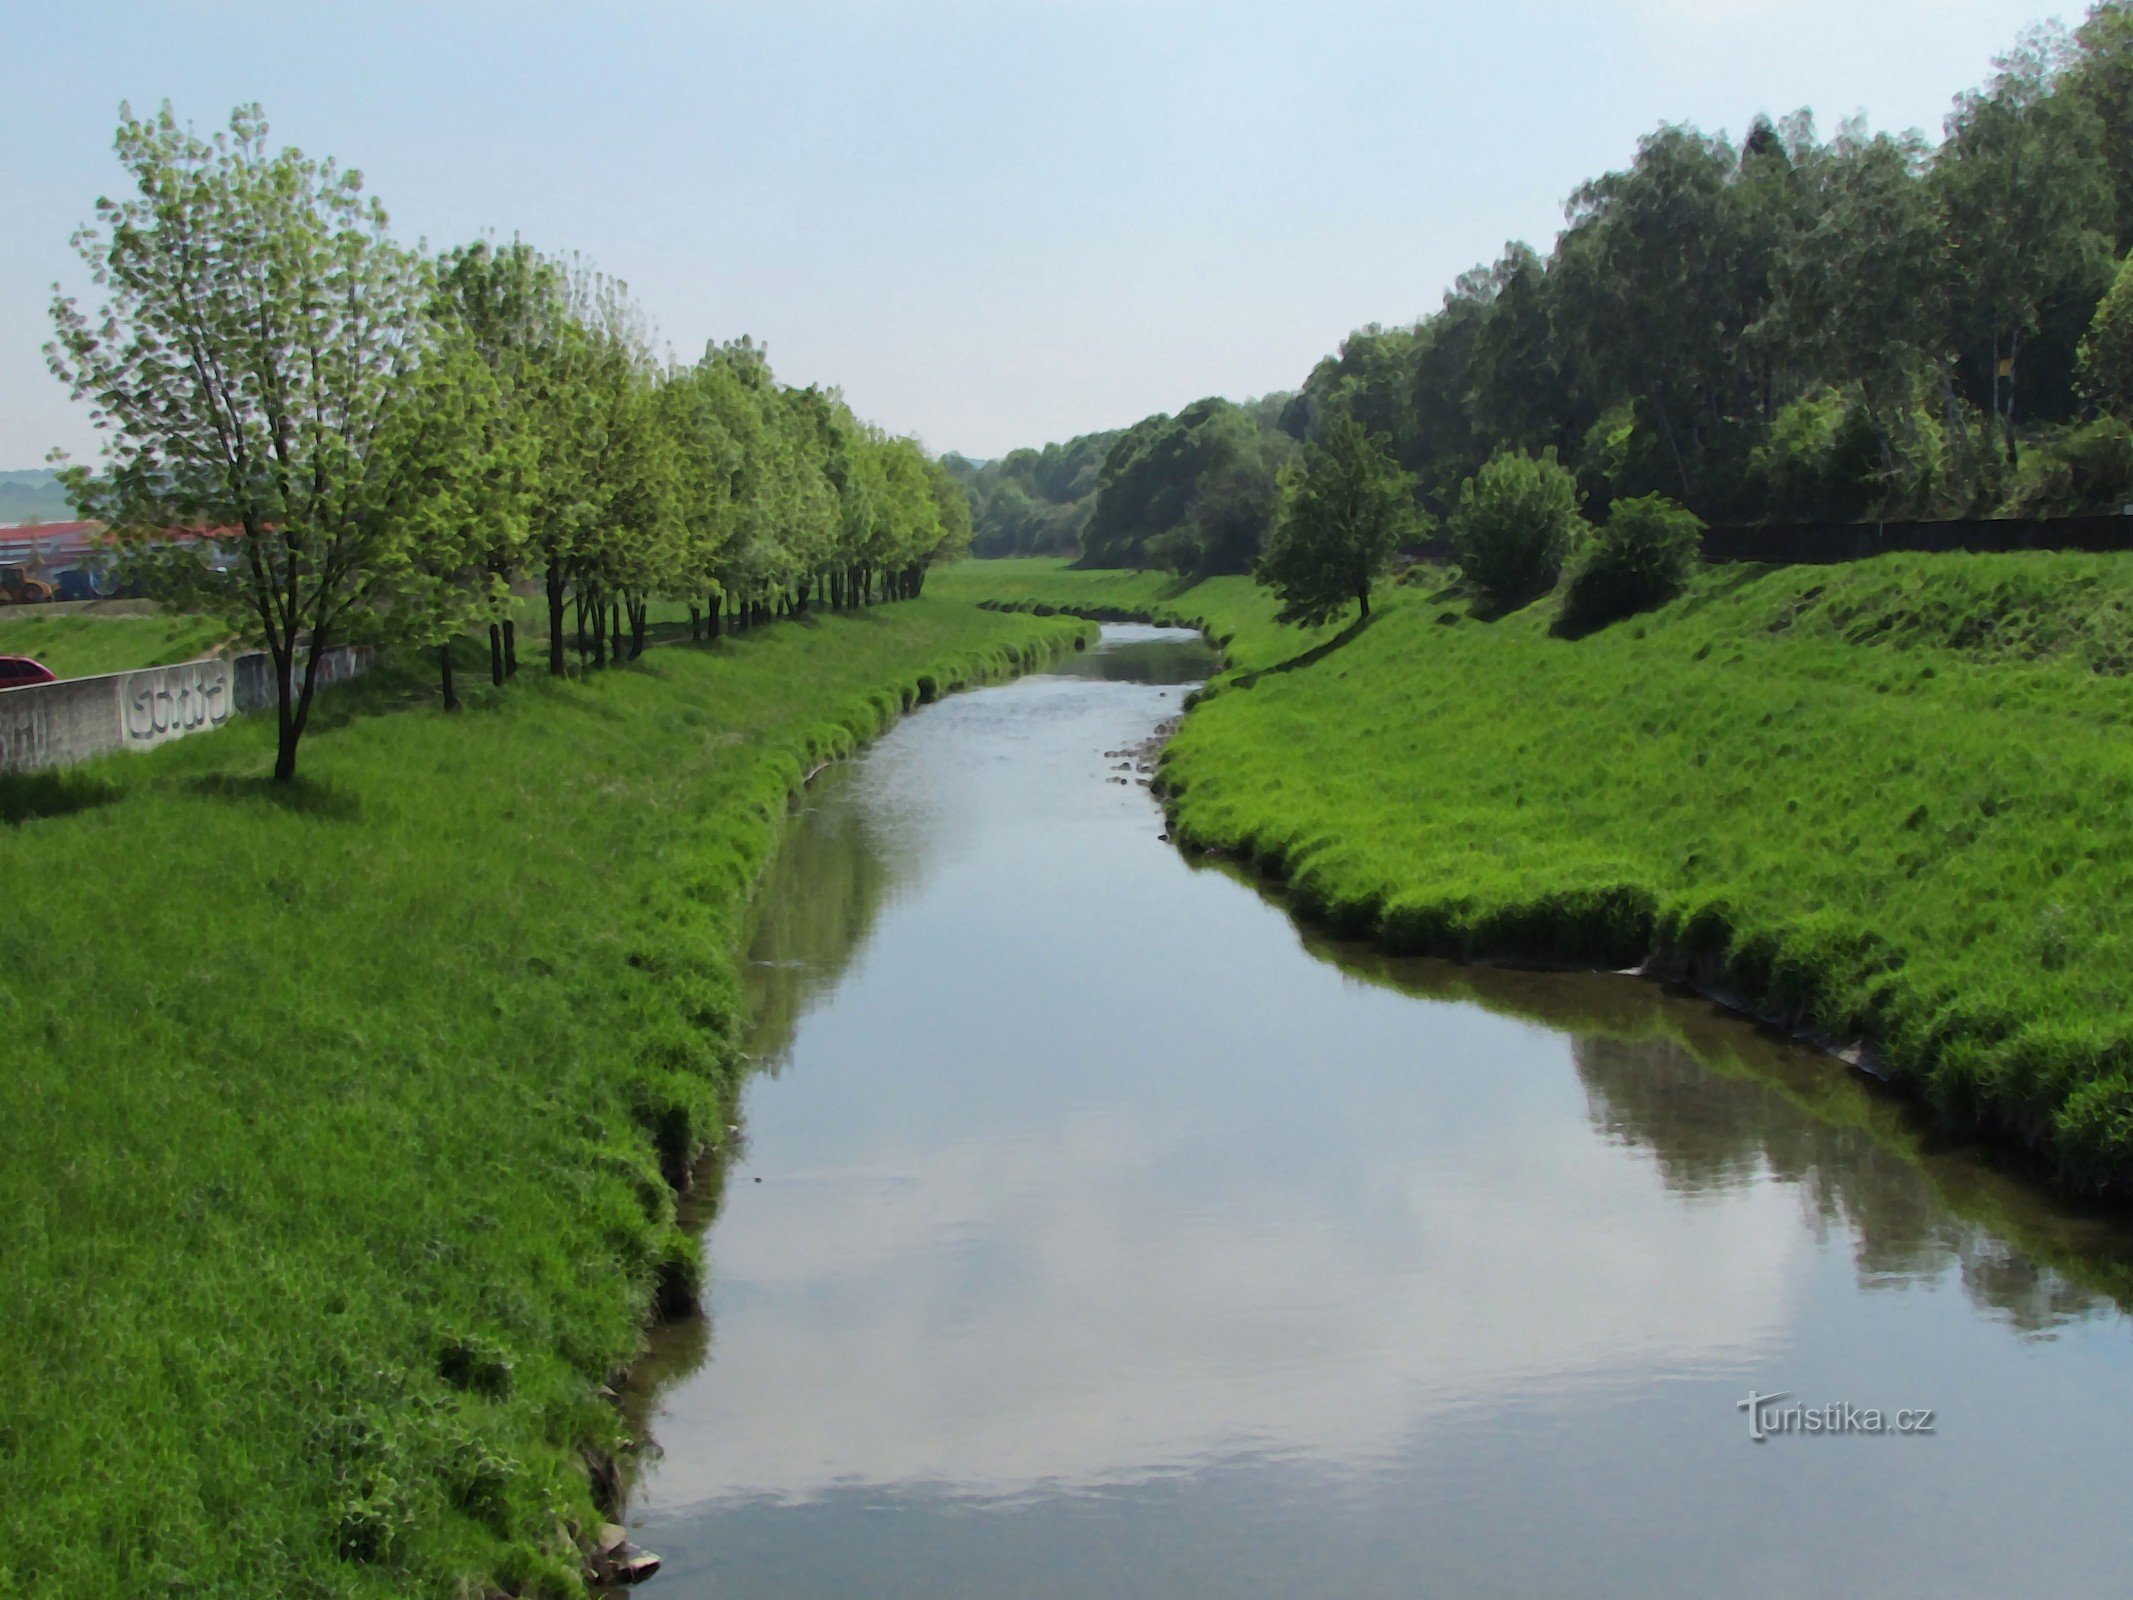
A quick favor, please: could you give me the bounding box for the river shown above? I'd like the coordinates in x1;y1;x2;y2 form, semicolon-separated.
616;623;2133;1598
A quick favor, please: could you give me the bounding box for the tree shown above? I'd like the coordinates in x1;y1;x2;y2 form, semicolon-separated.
2079;254;2133;416
2070;0;2133;251
433;238;576;683
1255;417;1417;626
1765;124;1954;495
1449;449;1588;611
49;103;467;781
1938;28;2115;463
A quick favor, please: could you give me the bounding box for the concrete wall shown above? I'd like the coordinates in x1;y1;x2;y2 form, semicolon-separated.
231;645;371;715
0;646;370;777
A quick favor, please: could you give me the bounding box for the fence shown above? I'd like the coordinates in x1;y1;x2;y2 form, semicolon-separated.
1699;513;2133;565
0;645;371;777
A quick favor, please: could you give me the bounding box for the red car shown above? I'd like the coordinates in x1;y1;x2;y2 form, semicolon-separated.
0;655;58;689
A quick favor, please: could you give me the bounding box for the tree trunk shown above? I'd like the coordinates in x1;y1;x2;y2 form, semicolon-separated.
592;598;607;667
708;594;722;638
272;644;300;783
503;619;518;678
1357;585;1371;621
489;622;505;687
441;643;460;711
629;597;646;658
611;601;624;662
547;563;568;678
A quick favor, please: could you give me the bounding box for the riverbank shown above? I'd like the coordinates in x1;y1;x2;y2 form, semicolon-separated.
939;555;2133;1196
0;598;1091;1598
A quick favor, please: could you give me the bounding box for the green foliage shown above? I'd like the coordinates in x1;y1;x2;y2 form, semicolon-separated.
2078;253;2133;415
960;554;2133;1194
2000;416;2133;514
48;105;978;755
1255;419;1417;626
1449;449;1588;610
2072;1;2133;249
1079;397;1295;572
48;102;512;778
945;430;1120;558
1749;392;1888;519
1559;494;1705;633
0;596;1089;1597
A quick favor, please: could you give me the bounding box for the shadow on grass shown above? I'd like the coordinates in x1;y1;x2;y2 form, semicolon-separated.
1232;612;1377;688
0;767;121;825
187;772;363;820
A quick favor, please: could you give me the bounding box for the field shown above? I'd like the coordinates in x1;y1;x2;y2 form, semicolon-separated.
943;554;2133;1194
0;597;1090;1598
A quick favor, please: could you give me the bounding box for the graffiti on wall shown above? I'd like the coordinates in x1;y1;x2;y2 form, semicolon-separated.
121;659;233;746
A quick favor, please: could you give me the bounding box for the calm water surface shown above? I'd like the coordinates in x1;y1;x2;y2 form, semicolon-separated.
622;624;2133;1598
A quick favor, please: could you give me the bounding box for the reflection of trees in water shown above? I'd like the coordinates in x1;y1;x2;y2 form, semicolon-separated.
1573;1034;2113;1333
1053;636;1220;685
740;764;916;1078
1251;889;2133;1333
618;764;920;1483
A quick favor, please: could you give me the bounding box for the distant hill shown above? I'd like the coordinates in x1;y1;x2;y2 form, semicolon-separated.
0;469;79;526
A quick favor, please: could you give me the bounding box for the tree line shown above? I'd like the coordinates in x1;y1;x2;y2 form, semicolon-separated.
986;2;2133;601
48;105;970;781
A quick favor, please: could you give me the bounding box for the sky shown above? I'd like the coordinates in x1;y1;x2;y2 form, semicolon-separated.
2;0;2065;469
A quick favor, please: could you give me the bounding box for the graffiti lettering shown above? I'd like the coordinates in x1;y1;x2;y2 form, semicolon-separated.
123;662;232;744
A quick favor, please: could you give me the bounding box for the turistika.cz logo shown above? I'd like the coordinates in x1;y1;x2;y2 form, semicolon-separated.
1736;1391;1937;1443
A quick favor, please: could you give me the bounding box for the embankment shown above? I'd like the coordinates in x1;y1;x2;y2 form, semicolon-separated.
941;555;2133;1197
0;598;1091;1597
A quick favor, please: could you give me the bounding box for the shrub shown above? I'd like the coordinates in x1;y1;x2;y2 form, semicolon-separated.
2078;254;2133;419
1449;449;1587;611
1999;417;2133;516
1558;494;1705;633
1750;391;1884;519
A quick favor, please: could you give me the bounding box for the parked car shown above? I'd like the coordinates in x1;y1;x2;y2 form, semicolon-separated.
0;655;58;688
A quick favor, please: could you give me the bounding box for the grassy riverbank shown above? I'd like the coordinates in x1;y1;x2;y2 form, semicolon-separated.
0;607;228;680
945;554;2133;1194
0;598;1089;1598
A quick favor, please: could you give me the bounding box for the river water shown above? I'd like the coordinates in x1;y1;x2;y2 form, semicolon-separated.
620;624;2133;1598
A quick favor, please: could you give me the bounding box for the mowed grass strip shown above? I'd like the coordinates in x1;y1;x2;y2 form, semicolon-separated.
952;552;2133;1194
0;598;1089;1598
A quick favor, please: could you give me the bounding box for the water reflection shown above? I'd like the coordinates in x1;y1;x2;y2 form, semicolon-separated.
1271;928;2133;1333
622;626;2133;1600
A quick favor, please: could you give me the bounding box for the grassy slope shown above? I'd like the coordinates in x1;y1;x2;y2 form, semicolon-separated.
0;609;229;679
0;598;1090;1599
944;554;2133;1193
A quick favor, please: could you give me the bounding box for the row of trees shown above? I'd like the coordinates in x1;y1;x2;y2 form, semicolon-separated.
49;105;969;780
1287;4;2133;528
1003;1;2133;603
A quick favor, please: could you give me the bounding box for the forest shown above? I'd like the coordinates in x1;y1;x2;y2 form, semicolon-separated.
964;3;2133;578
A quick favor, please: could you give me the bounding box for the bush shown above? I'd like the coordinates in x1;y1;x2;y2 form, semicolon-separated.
1449;449;1588;611
1750;391;1884;519
2000;417;2133;516
2079;254;2133;419
1558;494;1705;633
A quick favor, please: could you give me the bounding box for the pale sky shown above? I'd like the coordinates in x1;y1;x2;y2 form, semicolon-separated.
3;0;2061;469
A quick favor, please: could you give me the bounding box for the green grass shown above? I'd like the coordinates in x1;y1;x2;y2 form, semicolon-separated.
949;552;2133;1194
0;597;1090;1598
0;608;230;680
